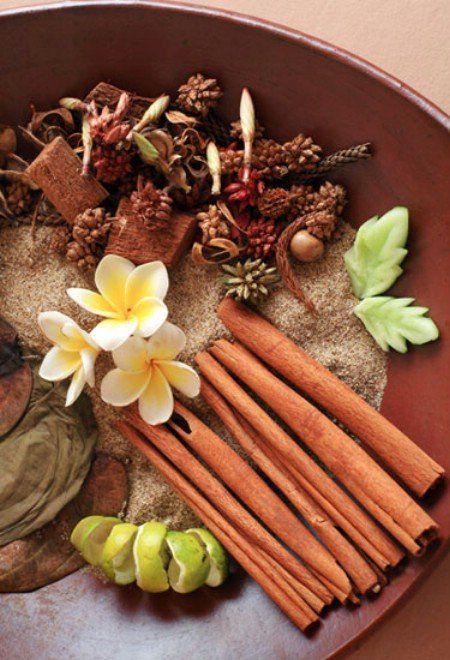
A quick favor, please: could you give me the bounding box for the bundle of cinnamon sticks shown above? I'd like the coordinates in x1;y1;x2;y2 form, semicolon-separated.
117;298;444;634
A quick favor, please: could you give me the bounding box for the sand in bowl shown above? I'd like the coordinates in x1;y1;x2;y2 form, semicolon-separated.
0;222;386;528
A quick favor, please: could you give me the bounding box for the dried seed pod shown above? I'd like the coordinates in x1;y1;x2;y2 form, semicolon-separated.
197;204;231;244
290;230;324;262
176;73;223;117
221;258;280;305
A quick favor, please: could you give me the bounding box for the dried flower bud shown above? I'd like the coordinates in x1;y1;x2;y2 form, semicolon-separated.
133;132;160;164
239;87;255;182
206;141;221;195
127;94;171;139
81;115;93;178
59;97;87;112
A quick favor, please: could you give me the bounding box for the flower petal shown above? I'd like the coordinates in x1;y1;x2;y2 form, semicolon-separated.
67;288;119;319
38;311;79;350
39;346;81;382
132;297;168;338
101;368;151;407
125;261;169;309
62;323;100;351
95;255;135;314
112;336;149;373
66;367;87;406
138;366;174;425
90;318;138;351
80;348;98;387
145;321;186;360
157;361;200;397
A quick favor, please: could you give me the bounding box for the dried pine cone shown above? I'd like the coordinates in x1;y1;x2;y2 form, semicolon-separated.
303;210;338;240
310;181;346;216
257;188;292;220
282;134;322;173
92;145;133;184
176;73;223;117
220;147;244;176
67;207;112;269
66;241;98;270
50;226;70;253
230;119;265;141
130;179;172;227
289;181;346;219
245;217;281;259
4;180;34;216
197;204;230;244
252;139;287;179
221;258;279;305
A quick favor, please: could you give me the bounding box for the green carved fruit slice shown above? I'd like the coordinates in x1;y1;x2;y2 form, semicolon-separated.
71;516;121;566
165;531;210;593
344;206;409;298
133;521;170;593
101;522;138;585
187;528;229;587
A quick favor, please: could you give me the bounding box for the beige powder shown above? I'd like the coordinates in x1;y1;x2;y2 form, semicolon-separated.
0;222;387;528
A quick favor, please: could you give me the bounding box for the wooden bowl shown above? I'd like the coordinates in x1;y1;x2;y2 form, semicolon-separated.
0;2;449;657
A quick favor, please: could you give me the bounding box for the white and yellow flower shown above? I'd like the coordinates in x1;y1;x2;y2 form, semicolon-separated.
38;311;100;406
68;255;169;352
101;322;200;425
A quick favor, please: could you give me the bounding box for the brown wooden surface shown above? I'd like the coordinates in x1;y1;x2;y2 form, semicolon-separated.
26;136;108;223
0;2;449;659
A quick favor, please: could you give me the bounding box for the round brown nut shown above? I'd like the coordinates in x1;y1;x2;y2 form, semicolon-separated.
289;230;324;262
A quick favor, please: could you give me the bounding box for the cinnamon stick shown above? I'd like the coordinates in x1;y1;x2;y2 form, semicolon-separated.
203;342;438;551
117;421;318;631
123;409;332;604
195;352;402;571
218;298;444;497
165;401;353;600
201;378;381;595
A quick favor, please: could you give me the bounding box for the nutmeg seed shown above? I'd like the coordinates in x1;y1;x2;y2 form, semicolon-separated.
289;230;324;262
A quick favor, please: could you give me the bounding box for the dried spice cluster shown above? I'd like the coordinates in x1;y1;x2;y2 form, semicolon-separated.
1;75;371;310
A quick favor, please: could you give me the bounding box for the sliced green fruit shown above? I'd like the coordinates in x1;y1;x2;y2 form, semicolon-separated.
354;296;439;353
165;531;210;593
133;521;170;593
70;515;105;552
344;206;409;298
101;522;138;585
187;528;229;587
71;516;121;566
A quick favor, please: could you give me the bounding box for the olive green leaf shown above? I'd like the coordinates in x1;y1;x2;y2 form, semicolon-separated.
354;296;439;353
344;206;409;298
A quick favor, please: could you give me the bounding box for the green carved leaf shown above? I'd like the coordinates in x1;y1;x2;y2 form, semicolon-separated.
344;206;409;298
354;296;439;353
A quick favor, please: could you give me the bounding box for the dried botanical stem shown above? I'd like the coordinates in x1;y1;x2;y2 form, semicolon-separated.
204;338;439;552
200;377;381;595
166;401;353;599
218;298;445;498
123;407;333;603
116;420;318;631
200;340;404;569
291;143;372;182
275;217;316;313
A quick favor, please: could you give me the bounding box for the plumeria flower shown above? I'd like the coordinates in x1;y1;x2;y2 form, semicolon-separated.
101;322;200;425
68;255;169;352
38;311;100;406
